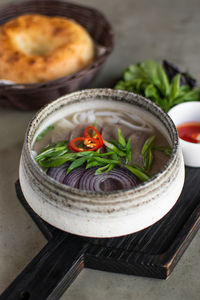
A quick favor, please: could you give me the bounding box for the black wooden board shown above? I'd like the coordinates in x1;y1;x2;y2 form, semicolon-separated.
1;167;200;300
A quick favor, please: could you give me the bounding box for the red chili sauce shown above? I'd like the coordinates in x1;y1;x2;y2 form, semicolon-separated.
177;122;200;144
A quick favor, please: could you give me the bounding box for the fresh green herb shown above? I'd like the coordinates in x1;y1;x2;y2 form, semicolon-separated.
35;132;152;182
103;140;126;157
66;156;89;174
111;140;126;152
117;128;126;147
92;157;121;165
124;164;150;182
126;136;132;163
95;163;114;175
114;60;200;112
141;135;155;155
86;159;103;169
141;136;172;171
35;141;69;163
141;136;155;171
143;148;153;171
38;153;77;168
35;125;55;142
153;145;172;156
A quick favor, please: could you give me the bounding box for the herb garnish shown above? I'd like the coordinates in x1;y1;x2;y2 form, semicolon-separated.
35;130;150;182
141;135;172;171
114;60;200;112
35;127;172;183
35;125;55;142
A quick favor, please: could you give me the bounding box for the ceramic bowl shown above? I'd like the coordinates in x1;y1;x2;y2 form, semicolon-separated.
168;101;200;167
19;89;185;237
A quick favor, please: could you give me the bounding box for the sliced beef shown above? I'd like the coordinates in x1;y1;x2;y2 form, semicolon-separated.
69;123;91;140
101;124;133;141
51;119;71;143
150;133;170;175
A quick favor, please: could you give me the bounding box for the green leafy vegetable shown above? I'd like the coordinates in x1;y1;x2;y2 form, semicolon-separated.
126;136;132;163
141;135;155;155
143;148;153;171
95;163;115;175
103;140;126;157
66;156;89;174
117;128;126;147
114;60;200;112
35;134;151;182
35;125;55;142
153;145;172;156
124;165;150;182
141;136;172;171
35;141;69;163
141;136;155;171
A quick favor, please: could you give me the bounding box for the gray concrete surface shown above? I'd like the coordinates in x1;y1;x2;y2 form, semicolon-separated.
0;0;200;299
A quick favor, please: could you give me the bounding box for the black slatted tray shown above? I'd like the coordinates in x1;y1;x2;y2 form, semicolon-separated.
1;167;200;300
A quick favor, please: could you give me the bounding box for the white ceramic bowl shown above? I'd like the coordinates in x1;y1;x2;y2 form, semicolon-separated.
19;89;185;237
168;101;200;167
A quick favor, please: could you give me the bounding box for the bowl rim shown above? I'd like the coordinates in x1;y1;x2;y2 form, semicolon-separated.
23;88;179;197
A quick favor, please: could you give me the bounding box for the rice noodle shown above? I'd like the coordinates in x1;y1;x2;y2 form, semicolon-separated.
125;113;146;126
72;110;153;132
72;112;87;124
56;118;74;129
117;118;153;132
95;111;121;117
87;110;96;123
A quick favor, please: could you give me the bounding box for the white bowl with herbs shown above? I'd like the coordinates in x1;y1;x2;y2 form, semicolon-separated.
19;88;185;237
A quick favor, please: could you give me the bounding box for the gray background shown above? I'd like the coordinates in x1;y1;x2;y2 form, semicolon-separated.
0;0;200;299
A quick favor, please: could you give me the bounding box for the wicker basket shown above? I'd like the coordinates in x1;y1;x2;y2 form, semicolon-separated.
0;0;113;110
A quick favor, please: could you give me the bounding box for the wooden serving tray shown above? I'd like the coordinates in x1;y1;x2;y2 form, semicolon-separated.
1;167;200;300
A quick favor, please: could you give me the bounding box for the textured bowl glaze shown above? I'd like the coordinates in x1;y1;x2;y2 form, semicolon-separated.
19;89;185;237
168;101;200;167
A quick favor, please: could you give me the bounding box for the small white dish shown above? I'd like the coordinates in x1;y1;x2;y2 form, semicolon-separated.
168;101;200;167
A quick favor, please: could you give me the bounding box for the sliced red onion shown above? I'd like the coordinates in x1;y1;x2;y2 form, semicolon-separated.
47;163;86;188
63;167;86;188
47;162;69;183
47;165;140;192
79;166;140;192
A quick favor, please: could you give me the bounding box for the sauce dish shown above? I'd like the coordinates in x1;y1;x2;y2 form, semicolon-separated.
168;101;200;167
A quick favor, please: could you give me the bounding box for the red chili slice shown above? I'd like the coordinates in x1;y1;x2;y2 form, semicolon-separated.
83;126;103;147
69;136;101;152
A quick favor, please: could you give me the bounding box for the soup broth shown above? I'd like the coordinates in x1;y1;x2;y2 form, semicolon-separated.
33;108;171;192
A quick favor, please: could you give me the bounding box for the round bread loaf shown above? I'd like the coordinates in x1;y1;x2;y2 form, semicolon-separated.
0;14;95;84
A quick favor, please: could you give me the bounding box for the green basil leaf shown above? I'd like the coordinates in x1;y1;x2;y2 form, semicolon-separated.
144;84;159;100
169;73;181;101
